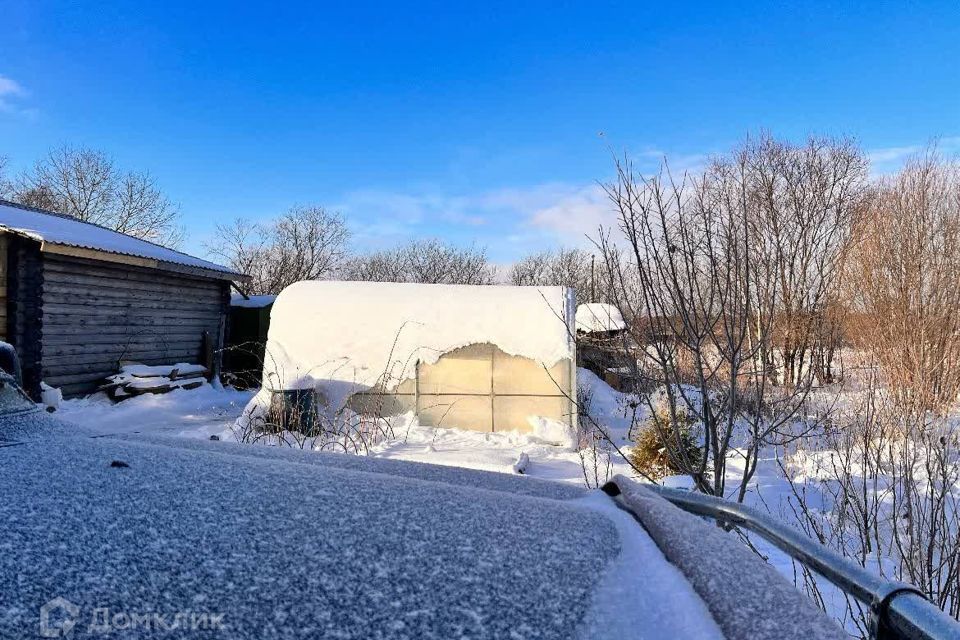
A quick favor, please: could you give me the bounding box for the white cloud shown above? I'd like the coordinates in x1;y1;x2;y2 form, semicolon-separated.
867;144;922;164
527;184;615;245
0;75;22;96
867;137;960;176
331;181;619;260
0;74;30;114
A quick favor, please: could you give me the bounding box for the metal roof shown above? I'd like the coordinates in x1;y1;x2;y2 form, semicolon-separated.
0;199;243;279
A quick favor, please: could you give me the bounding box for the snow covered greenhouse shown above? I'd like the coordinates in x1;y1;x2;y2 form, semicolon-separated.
242;281;578;434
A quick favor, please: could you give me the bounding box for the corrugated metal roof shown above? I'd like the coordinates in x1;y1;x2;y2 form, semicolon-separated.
0;199;242;279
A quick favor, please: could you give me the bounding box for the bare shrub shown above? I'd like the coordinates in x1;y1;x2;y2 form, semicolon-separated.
743;135;869;386
600;142;829;499
233;390;398;454
342;238;496;285
9;145;183;246
782;370;960;632
0;155;10;195
847;149;960;418
230;326;422;453
778;150;960;629
511;248;596;302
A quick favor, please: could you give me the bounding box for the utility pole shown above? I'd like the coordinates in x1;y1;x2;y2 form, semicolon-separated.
590;254;596;302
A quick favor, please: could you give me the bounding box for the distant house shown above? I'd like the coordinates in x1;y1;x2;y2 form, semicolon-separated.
575;302;635;390
0;199;249;398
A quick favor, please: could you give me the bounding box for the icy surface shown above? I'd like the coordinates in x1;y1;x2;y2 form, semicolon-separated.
0;426;721;639
0;407;82;442
0;200;239;275
261;281;574;395
575;303;626;333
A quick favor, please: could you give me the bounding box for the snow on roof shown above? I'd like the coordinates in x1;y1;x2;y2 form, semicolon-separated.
0;199;241;278
576;303;626;333
231;294;277;308
263;281;575;398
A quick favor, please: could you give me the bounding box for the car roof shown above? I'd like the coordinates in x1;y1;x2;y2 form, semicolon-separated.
0;430;612;638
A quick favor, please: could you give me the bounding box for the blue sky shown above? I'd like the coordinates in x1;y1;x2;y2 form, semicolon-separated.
1;1;958;262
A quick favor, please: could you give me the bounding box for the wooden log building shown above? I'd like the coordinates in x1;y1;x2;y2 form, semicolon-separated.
0;199;249;399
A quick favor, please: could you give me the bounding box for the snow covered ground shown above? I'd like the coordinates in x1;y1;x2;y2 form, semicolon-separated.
46;367;874;634
48;358;960;638
54;369;637;486
18;371;745;639
56;383;256;440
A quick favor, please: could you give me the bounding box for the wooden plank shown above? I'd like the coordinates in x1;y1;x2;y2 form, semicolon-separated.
43;344;201;373
50;349;204;369
45;358;202;377
43;313;221;328
43;254;228;288
42;255;222;283
43;340;204;357
42;296;224;313
41;242;245;283
43;370;124;387
41;293;221;313
39;312;215;329
42;331;206;345
44;262;219;288
45;322;214;341
43;301;222;316
43;276;221;295
42;271;221;298
42;300;223;316
46;357;207;390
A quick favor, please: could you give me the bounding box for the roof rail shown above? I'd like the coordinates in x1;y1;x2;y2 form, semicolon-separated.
602;478;960;640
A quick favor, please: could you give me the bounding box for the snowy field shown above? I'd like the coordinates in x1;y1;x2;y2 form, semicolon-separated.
55;369;637;487
50;369;810;502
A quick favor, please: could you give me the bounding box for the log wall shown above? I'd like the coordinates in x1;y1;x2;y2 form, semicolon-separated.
40;253;231;397
0;233;7;340
5;235;44;397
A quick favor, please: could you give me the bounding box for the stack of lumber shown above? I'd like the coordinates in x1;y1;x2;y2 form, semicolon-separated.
100;362;208;401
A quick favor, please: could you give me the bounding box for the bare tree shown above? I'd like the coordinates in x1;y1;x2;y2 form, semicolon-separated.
10;145;183;246
208;206;350;295
743;135;869;386
0;155;10;196
510;248;594;301
342;239;496;285
848;149;960;418
601;145;825;499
